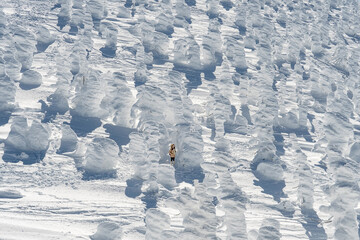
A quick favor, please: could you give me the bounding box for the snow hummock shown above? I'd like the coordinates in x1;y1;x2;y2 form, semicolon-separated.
3;117;50;164
19;70;42;90
83;137;119;178
90;221;122;240
58;124;78;154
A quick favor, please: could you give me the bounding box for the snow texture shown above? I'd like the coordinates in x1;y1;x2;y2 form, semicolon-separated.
0;0;360;239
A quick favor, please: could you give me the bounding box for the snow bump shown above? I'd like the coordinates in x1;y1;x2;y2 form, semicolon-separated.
19;70;42;90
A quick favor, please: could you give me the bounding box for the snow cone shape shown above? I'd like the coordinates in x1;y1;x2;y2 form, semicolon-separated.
83;138;119;178
3;117;50;164
20;70;42;90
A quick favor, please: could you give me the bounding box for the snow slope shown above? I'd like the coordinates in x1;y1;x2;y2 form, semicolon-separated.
0;0;360;239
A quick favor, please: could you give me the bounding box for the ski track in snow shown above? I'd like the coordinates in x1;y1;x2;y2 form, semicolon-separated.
1;0;360;239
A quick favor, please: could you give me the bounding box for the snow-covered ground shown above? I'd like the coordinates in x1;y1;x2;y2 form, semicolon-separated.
1;0;360;239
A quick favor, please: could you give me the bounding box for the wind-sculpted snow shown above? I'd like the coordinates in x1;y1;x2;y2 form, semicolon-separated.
3;48;22;82
135;22;169;63
41;88;70;122
99;22;118;58
0;10;6;36
88;0;108;23
19;69;42;90
83;137;119;179
257;218;281;240
175;0;192;25
164;183;217;239
0;65;16;125
155;13;174;36
101;72;134;128
36;26;55;52
3;117;50;164
58;124;78;154
2;0;360;239
145;209;171;240
12;27;36;71
70;70;104;136
91;221;122;240
323;87;359;239
57;0;71;30
117;6;131;19
224;37;247;74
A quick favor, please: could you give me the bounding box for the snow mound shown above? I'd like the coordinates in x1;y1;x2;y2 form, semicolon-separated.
251;145;284;182
155;13;174;36
173;38;201;71
36;26;55;52
90;221;122;240
88;0;108;21
20;70;42;90
0;9;6;32
100;23;118;58
100;73;134;127
278;111;299;130
255;162;284;182
71;70;105;118
257;218;281;240
145;209;171;240
58;125;78;153
117;7;130;18
83;138;119;178
349;142;360;162
225;37;247;73
0;67;16;116
47;89;70;115
0;189;23;199
175;0;191;26
157;165;176;190
13;27;36;71
4;49;22;82
3;117;50;164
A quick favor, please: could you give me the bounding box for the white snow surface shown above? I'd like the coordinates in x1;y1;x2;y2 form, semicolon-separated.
0;0;360;239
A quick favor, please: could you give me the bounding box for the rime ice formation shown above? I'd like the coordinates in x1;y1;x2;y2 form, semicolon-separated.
58;124;78;153
3;117;50;164
0;63;16;125
0;0;360;239
83;137;120;177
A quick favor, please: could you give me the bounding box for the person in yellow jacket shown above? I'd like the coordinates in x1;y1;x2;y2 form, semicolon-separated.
169;144;176;165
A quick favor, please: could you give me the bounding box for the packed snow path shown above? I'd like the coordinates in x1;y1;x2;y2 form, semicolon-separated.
1;0;360;239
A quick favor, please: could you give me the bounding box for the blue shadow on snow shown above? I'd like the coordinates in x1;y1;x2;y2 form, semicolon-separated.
125;178;143;198
175;166;205;184
104;124;136;151
2;149;46;165
70;114;102;137
0;111;11;126
300;208;327;240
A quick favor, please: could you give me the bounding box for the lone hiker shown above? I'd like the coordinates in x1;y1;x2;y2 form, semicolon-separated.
169;144;176;165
